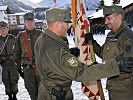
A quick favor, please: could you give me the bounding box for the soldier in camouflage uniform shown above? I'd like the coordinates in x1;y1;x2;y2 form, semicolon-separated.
85;5;133;100
34;8;133;100
0;21;19;100
14;12;43;100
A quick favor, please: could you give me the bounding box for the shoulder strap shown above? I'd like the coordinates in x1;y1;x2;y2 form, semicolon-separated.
22;32;32;61
22;32;39;76
0;36;9;55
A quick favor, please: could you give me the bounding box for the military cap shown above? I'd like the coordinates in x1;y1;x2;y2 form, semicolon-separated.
46;8;72;23
0;21;8;28
103;5;124;17
24;12;34;20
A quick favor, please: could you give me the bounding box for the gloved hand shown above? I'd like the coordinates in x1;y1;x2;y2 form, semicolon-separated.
84;33;94;44
69;47;80;57
115;53;133;73
18;69;24;79
91;62;98;65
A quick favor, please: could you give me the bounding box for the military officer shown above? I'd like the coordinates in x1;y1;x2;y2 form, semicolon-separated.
14;12;43;100
34;8;133;100
0;21;19;100
85;5;133;100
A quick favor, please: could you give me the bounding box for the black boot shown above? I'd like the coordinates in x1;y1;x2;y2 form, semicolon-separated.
8;94;13;100
12;93;17;100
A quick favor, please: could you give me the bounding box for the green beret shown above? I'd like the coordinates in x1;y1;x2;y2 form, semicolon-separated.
0;21;8;28
24;12;34;20
103;5;124;17
46;8;72;23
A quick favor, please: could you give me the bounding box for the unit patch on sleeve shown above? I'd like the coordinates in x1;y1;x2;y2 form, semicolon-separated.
67;57;78;67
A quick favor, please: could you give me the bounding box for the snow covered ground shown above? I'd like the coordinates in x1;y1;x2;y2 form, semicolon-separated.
0;31;110;100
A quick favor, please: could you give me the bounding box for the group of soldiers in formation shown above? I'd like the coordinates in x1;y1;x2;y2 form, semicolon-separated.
90;24;106;35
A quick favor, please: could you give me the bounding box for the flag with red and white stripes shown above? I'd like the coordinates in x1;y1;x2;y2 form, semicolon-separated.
72;0;104;99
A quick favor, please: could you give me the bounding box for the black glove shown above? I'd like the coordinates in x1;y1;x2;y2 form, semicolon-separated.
115;53;133;73
69;47;80;57
84;33;94;44
18;69;24;79
67;27;72;36
91;62;98;65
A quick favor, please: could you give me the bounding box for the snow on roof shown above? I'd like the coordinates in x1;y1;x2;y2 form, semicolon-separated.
88;9;103;19
0;6;8;11
118;0;133;8
8;12;26;16
86;10;96;17
88;0;132;19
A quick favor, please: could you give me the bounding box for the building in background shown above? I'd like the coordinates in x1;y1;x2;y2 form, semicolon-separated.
123;2;133;28
0;5;10;23
8;12;25;30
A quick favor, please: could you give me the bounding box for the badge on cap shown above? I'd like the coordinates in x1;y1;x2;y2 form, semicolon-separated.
67;57;78;67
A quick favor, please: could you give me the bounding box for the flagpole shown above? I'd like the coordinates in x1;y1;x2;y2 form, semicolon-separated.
71;0;105;99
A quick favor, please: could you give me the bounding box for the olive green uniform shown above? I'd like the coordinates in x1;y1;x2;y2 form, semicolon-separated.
14;29;43;100
0;34;19;96
93;22;133;100
34;29;120;100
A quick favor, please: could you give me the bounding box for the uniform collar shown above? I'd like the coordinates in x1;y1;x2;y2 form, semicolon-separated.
44;29;69;49
108;22;127;38
25;29;36;36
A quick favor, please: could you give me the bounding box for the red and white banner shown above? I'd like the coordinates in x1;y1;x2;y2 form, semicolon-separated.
72;0;104;99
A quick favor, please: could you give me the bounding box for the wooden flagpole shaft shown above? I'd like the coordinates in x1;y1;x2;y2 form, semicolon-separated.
86;28;105;100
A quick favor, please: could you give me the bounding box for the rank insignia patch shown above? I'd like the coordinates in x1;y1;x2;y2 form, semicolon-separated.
67;57;78;67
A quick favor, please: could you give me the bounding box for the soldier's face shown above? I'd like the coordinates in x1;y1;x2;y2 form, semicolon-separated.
104;13;122;32
60;22;70;37
0;27;9;36
24;20;35;30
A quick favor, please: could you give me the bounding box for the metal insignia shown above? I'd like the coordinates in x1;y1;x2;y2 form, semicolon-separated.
67;57;78;67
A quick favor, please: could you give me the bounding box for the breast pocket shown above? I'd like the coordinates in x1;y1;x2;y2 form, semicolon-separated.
103;40;119;60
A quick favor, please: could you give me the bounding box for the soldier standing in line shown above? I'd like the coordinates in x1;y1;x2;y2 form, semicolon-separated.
0;21;19;100
34;8;133;100
14;12;43;100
